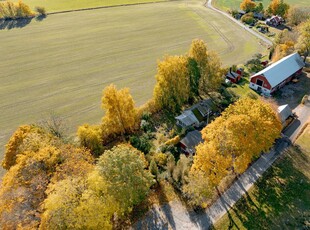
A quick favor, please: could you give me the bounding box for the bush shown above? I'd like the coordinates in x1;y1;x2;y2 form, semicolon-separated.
129;134;153;154
35;6;46;16
77;124;103;157
241;13;255;24
301;95;309;105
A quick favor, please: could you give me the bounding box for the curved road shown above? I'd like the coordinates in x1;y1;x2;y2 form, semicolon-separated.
206;0;273;46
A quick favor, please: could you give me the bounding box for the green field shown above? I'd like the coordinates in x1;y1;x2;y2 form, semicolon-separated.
213;0;310;12
213;146;310;229
23;0;166;13
296;124;310;153
0;0;265;176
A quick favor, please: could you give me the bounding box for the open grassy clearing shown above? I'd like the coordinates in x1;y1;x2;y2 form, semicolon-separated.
213;146;310;229
23;0;166;13
213;0;310;12
0;0;265;176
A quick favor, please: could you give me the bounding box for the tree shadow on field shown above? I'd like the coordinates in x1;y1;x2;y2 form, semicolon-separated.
0;16;46;30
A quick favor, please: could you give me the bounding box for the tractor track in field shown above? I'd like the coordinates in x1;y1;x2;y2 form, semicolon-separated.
187;2;235;55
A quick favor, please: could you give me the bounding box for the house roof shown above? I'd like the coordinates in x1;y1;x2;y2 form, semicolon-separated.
251;53;305;88
226;71;239;79
180;130;203;154
278;104;292;123
175;110;199;127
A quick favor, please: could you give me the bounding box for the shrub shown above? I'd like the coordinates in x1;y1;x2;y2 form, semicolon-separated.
154;152;168;168
35;6;46;16
241;13;255;25
77;124;103;157
129;134;152;154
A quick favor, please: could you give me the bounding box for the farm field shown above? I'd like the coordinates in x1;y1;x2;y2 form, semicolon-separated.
23;0;166;13
0;0;265;176
213;146;310;230
213;0;310;12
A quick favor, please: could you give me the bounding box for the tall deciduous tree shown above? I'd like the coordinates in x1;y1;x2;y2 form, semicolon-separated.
240;0;257;12
40;176;116;230
267;0;290;18
102;84;138;136
96;144;153;214
153;55;189;113
296;19;310;62
191;98;281;190
188;39;223;96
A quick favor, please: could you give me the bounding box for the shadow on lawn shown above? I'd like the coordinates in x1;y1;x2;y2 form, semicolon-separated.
222;148;310;230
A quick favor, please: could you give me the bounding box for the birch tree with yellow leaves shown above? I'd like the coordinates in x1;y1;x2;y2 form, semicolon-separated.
101;84;138;137
153;55;189;113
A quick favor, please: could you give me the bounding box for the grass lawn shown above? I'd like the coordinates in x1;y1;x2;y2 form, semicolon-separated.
0;0;265;177
295;124;310;154
227;77;259;98
213;146;310;229
23;0;166;13
213;0;310;12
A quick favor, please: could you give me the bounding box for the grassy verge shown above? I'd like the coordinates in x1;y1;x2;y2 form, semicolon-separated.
213;146;310;229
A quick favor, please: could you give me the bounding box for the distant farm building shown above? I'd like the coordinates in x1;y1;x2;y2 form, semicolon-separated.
179;130;203;155
225;67;243;83
249;53;304;95
175;99;215;128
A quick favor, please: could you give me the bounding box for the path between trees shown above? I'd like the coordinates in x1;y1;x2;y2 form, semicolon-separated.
206;0;273;46
132;101;310;229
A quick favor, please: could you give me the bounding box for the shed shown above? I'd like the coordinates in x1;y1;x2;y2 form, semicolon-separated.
180;130;203;155
277;104;293;123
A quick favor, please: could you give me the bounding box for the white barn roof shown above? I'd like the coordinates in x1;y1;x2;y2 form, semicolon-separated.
251;53;304;88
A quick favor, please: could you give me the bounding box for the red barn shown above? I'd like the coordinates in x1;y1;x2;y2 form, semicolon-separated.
249;53;304;95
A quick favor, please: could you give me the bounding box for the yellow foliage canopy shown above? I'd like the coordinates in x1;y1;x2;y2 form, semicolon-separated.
240;0;256;12
102;84;138;136
192;98;282;187
153;55;189;113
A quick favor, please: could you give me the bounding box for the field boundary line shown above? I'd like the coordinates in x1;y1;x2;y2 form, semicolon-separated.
47;0;178;15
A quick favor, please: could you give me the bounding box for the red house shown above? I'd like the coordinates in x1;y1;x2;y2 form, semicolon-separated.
249;53;304;95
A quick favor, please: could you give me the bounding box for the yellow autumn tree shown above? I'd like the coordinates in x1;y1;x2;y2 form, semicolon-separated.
240;0;257;12
191;98;281;192
1;125;55;170
153;55;189;113
188;39;223;95
101;84;138;137
96;144;154;215
77;124;103;156
267;0;290;18
40;176;117;230
296;19;310;62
